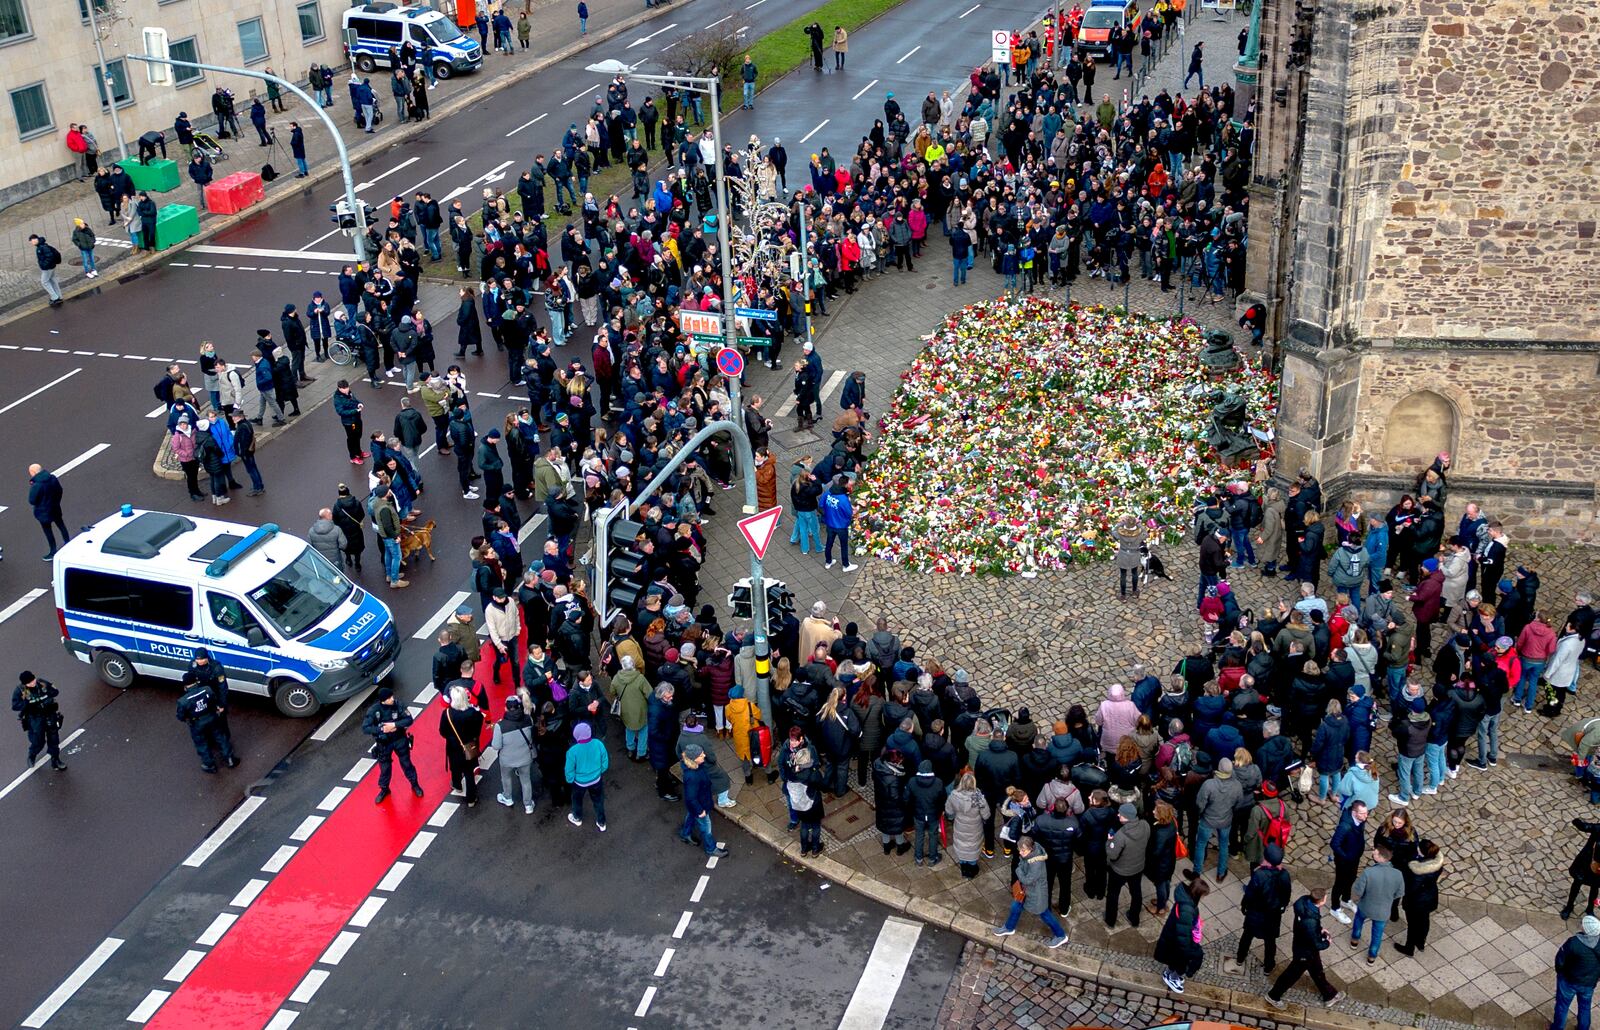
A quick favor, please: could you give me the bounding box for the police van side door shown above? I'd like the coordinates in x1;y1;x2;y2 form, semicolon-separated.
201;591;274;694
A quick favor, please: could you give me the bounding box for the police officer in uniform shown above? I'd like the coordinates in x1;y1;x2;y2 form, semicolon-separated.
362;685;424;803
13;671;66;770
188;648;231;733
176;670;237;773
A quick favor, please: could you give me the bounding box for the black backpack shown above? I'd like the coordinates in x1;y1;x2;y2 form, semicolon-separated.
38;244;61;270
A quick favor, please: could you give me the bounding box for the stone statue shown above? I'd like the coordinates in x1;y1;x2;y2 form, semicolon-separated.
1198;330;1242;375
1204;388;1256;460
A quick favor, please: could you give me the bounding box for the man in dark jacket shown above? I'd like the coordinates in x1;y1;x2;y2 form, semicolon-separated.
1033;797;1080;916
363;685;423;802
1197;527;1229;608
1265;888;1342;1007
27;463;68;559
908;759;945;865
1445;679;1485;778
974;735;1021;856
1229;842;1292;974
1105;803;1151;928
1329;800;1368;920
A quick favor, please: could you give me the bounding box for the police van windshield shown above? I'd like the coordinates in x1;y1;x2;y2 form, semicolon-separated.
248;547;352;638
421;14;465;45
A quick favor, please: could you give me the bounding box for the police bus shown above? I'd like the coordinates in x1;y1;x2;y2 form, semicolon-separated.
52;508;400;717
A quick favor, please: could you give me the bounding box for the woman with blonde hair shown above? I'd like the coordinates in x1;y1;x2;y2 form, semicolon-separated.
943;770;991;878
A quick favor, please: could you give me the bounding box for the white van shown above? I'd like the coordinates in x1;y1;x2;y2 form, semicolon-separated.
53;509;401;717
342;2;484;79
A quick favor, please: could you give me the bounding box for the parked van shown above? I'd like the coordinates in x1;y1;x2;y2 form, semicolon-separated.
1076;0;1142;57
342;2;483;79
53;509;401;718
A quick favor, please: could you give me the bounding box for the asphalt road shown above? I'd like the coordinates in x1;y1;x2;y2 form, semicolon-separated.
0;0;1048;1023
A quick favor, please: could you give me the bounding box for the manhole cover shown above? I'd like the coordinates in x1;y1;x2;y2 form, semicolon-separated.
821;792;871;841
1504;751;1564;773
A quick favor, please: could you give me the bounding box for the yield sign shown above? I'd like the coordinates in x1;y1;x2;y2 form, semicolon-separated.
737;506;784;560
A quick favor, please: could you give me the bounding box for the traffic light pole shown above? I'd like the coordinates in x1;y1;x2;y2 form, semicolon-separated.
126;53;366;270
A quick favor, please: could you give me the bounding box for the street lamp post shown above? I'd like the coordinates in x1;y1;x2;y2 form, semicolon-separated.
85;0;128;160
587;59;774;708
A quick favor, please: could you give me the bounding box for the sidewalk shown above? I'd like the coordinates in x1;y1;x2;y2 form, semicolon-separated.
0;0;669;319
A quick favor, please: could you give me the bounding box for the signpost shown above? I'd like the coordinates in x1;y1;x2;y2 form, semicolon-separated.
991;29;1011;63
737;506;784;560
716;347;745;380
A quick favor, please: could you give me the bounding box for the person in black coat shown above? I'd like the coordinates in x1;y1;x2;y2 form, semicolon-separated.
1229;843;1293;974
1145;801;1180;916
908;759;946;865
272;354;301;416
974;736;1022;856
1394;841;1444;954
1266;889;1341;1006
1154;870;1209;992
1078;790;1118;901
1033;797;1080;915
647;684;681;801
1295;511;1327;588
1563;818;1600;919
872;751;911;855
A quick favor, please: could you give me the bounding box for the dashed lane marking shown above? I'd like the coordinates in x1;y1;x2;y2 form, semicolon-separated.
20;937;124;1028
182;797;268;867
653;948;674;977
671;910;693;939
127;988;170;1023
162;950;206;984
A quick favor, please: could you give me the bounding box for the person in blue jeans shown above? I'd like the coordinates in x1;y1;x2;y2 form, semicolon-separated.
739;56;758;109
950;225;972;284
1552;915;1600;1030
819;475;859;572
789;462;823;551
991;837;1068;948
577;1;587;32
565;722;609;830
1192;757;1241;880
1348;844;1405;962
1386;706;1431;806
679;745;729;856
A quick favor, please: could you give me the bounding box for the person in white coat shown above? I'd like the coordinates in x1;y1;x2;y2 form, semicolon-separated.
1544;622;1587;715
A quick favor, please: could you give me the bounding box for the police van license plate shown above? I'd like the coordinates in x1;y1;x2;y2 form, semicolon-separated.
376;661;395;682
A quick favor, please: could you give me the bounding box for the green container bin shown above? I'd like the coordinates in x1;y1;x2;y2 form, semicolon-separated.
153;204;200;251
116;158;180;193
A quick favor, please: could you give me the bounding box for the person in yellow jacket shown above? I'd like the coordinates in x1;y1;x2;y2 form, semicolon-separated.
726;685;765;784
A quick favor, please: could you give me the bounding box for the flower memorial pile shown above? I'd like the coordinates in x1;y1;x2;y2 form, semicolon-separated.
855;297;1278;575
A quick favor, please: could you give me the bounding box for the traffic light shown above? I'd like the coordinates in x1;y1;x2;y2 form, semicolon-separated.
605;517;648;617
329;199;377;233
727;578;795;634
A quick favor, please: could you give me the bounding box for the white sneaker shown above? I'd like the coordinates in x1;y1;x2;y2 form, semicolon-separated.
567;813;582;827
496;793;514;807
1447;767;1458;780
1263;993;1286;1010
524;804;535;814
716;798;737;809
991;926;1016;937
824;559;837;569
1421;786;1438;795
842;563;859;572
463;490;480;499
1332;909;1353;925
1386;794;1409;807
597;821;607;832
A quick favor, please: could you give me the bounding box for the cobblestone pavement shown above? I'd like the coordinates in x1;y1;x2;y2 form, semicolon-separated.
936;942;1304;1030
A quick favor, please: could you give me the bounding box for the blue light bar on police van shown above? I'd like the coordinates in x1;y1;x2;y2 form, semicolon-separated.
205;524;280;578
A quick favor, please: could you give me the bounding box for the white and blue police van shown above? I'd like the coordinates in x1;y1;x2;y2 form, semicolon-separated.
52;508;401;718
342;2;483;78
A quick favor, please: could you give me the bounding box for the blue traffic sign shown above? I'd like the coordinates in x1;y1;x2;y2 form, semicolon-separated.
716;347;745;378
735;306;778;321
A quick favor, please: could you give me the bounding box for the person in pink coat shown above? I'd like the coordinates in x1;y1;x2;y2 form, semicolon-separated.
1097;683;1141;757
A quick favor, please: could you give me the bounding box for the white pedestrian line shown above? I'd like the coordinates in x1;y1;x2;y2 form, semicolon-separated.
191;263;213;268
775;368;844;417
317;785;351;810
351;155;421;193
835;916;923;1030
229;878;270;908
653;948;674;977
98;352;118;358
298;228;343;252
344;757;377;782
168;261;190;267
264;1012;299;1030
126;988;170;1023
396;157;471;196
799;119;830;144
190;244;351;263
289;814;324;841
181;795;267;867
690;874;709;903
671;910;693;939
237;266;259;271
0;367;82;418
896;45;921;64
55;442;110;476
634;986;657;1018
516;513;547;547
626;22;677;48
660;39;679;51
958;2;981;16
122;353;148;360
0;588;48;627
745;0;767;7
376;861;413;892
349;895;387;928
73;350;94;355
562;83;602;105
414;590;472;640
48;348;67;353
195;912;237;947
22;346;42;351
308;683;377;741
851;78;879;101
261;845;298;873
418;442;437;458
145;403;168;418
162;949;206;983
426;801;461;827
0;727;84;803
412;684;439;706
705;14;732;28
505;113;548;137
20;937;123;1028
319;930;361;967
403;830;437;858
706;855;719;869
288;968;329;1005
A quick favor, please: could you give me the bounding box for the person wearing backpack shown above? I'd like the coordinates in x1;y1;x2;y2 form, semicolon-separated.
1244;781;1292;870
1227;842;1292;974
28;234;64;307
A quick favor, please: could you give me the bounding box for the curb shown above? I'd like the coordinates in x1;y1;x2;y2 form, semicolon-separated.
721;797;1409;1030
0;4;672;331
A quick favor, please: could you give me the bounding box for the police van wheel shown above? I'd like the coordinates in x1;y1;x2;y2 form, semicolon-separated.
273;680;322;719
433;63;453;81
355;55;376;74
94;649;136;690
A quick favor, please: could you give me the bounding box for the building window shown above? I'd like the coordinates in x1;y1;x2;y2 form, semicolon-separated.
76;0;110;21
93;58;134;111
9;82;52;139
296;1;324;43
0;0;31;43
237;17;268;64
170;36;203;86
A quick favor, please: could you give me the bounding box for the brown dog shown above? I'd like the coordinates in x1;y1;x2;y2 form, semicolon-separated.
399;519;437;566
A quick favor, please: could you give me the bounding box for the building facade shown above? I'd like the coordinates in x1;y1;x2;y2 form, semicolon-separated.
1244;0;1600;543
0;0;349;208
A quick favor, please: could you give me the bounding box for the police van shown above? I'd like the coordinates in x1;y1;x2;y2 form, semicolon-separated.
342;2;483;79
1075;0;1142;57
52;509;401;718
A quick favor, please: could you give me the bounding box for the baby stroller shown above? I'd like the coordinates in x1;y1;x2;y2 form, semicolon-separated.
191;130;228;164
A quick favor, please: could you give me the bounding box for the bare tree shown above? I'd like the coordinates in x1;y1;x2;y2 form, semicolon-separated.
662;23;752;88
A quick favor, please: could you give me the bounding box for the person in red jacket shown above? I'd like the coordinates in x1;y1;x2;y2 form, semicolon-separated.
1410;558;1446;659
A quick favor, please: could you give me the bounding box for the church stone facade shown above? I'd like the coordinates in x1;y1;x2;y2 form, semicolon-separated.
1243;0;1600;542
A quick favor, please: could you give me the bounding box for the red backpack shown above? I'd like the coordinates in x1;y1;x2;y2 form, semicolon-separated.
1258;800;1291;849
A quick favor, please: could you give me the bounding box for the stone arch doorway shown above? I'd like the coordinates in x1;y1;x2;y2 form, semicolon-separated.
1383;390;1458;472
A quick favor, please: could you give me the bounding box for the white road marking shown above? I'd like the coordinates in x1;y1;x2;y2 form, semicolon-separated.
73;350;94;355
653;948;674;977
776;368;844;416
319;930;361;966
403;830;437;858
0;728;83;802
49;347;68;353
22;346;42;351
396;157;471;196
414;591;472;640
298;228;342;251
344;757;377;782
317;785;351;810
191;245;351;262
162;949;206;983
376;861;413;892
261;845;298;873
426;801;460;827
0;367;83;418
517;513;547;547
145;403;168;418
264;1012;299;1030
126;988;170;1023
191;263;214;268
505;113;548;137
799;119;830;144
706;855;718;869
412;685;439;706
851;78;879;101
419;442;437;458
181;795;267;867
195;912;238;947
168;262;189;267
0;588;47;626
288;968;329;1005
309;684;377;741
626;22;677;48
634;986;656;1017
476;391;502;399
835;916;923;1030
705;14;732;28
229;878;270;908
562;83;602;105
660;40;678;51
745;0;767;7
959;2;981;16
896;45;921;64
671;910;693;939
349;895;386;928
351;155;421;193
98;352;119;357
690;874;709;903
20;937;123;1028
289;814;325;841
122;353;148;360
55;442;110;476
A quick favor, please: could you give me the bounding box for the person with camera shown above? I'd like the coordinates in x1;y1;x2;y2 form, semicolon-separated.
362;685;423;804
13;671;66;770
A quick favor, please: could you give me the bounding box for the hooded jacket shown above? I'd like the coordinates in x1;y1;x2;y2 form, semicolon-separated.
1107;816;1151;876
908;760;945;820
1289;894;1332;962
